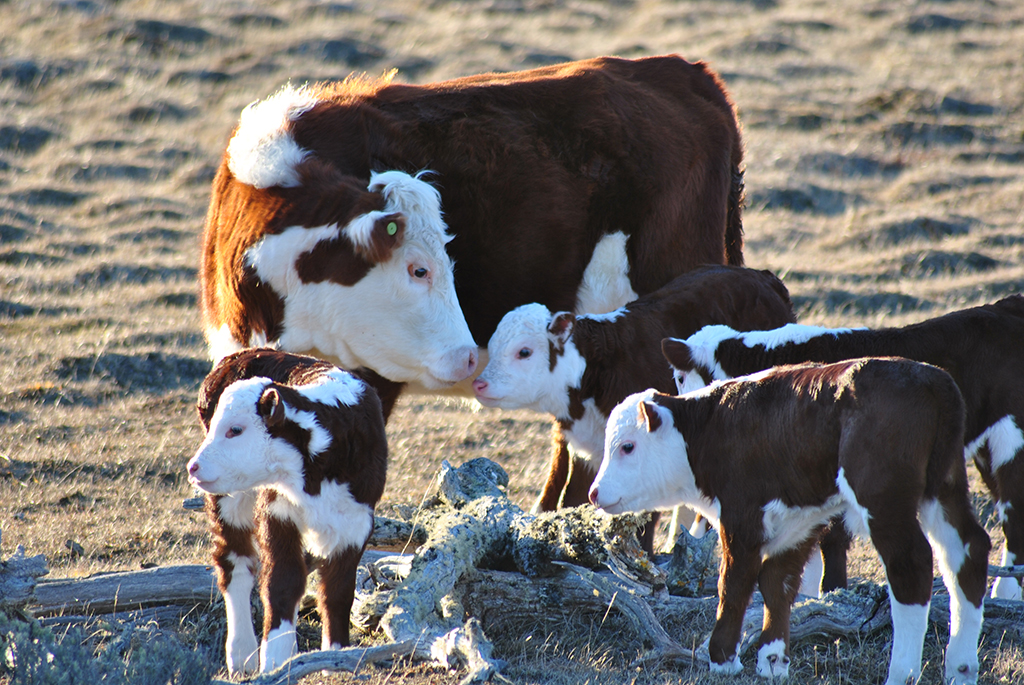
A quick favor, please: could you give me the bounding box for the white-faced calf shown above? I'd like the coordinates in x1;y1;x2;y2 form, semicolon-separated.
187;348;387;675
472;265;794;548
590;359;990;685
663;294;1024;600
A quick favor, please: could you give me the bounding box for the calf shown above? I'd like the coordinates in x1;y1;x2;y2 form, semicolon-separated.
590;359;990;685
663;294;1024;599
472;265;795;539
187;348;387;675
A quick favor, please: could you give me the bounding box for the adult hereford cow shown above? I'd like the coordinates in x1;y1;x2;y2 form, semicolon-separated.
201;55;745;416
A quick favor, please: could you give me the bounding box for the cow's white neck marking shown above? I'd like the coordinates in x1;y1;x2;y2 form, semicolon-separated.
574;231;638;315
228;84;318;189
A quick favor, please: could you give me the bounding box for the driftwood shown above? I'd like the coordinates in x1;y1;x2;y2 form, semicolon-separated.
5;459;1024;683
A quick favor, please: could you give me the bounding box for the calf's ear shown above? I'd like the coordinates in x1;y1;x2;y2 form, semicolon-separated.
258;387;286;427
661;337;693;371
638;401;662;433
548;311;575;346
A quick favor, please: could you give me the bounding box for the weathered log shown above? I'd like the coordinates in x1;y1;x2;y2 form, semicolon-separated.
28;564;219;616
0;529;50;611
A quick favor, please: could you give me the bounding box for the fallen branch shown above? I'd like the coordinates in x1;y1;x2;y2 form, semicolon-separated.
208;640;419;685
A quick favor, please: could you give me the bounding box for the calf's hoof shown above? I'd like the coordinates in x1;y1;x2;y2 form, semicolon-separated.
945;660;978;685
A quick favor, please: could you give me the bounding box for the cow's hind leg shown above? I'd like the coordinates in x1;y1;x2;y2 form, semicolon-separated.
919;491;991;685
868;505;934;685
208;492;260;676
317;545;365;649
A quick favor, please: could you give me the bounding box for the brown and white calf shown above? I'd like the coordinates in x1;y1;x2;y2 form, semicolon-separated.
590;359;990;684
187;348;387;675
201;54;745;416
663;294;1024;600
471;265;795;536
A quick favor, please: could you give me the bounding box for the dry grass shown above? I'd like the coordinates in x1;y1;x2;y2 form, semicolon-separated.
1;0;1022;683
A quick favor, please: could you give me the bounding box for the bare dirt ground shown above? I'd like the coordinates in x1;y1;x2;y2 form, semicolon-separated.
1;0;1022;683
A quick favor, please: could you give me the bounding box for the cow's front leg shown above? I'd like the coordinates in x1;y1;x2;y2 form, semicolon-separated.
708;525;762;674
755;536;820;679
317;545;366;649
257;501;307;672
207;493;260;676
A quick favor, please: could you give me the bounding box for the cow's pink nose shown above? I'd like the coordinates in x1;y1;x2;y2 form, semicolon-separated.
588;488;598;506
466;349;478;376
472;378;488;395
187;459;200;477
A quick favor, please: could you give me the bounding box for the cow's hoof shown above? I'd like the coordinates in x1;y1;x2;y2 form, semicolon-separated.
756;639;790;679
709;653;743;675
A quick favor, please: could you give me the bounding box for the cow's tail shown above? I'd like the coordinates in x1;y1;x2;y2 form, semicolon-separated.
725;164;744;266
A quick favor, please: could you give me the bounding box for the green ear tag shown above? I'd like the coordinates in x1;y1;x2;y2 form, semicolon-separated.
386;221;398;236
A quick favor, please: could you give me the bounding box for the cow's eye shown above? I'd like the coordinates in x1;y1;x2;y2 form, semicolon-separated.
409;265;429;279
620;442;634;455
517;347;532;359
227;425;244;438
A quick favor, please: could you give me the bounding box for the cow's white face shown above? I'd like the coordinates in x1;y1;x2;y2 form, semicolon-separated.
242;171;478;389
187;377;302;495
473;303;585;416
590;390;693;515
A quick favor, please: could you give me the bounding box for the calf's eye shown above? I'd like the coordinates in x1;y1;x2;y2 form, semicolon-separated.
621;442;634;455
227;425;244;438
517;348;532;359
409;265;429;279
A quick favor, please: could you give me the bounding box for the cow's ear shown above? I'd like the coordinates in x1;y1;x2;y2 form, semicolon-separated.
258;387;286;427
352;212;406;265
638;401;662;433
548;311;575;345
661;337;694;372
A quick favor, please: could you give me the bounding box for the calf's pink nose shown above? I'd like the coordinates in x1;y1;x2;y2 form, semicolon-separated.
472;378;488;395
588;487;598;506
187;458;200;477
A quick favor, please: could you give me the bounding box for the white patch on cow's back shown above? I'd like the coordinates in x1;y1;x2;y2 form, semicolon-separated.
964;414;1024;472
735;322;860;350
228;84;318;189
266;481;374;558
296;369;365;407
574;231;638;315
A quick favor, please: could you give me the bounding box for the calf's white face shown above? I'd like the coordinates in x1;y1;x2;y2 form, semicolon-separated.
590;390;692;515
473;303;583;415
187;377;301;495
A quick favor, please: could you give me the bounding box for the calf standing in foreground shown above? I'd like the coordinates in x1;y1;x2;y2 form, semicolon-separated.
663;294;1024;599
187;349;387;675
590;359;990;685
472;265;795;548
